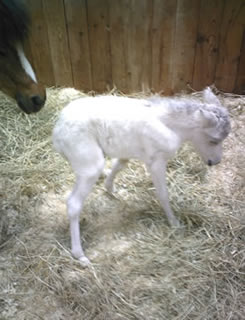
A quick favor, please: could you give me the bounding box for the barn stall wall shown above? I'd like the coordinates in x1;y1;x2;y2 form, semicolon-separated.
25;0;245;94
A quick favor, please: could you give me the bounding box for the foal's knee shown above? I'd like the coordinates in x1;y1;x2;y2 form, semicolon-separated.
67;195;83;220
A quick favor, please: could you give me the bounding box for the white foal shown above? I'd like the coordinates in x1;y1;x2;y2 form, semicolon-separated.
52;88;231;264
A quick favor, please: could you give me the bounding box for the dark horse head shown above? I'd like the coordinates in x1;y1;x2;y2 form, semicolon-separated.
0;0;46;113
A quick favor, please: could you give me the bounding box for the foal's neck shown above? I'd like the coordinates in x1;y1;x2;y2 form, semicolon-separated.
153;98;203;142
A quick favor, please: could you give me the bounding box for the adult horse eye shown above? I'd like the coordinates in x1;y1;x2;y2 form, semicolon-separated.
0;48;6;56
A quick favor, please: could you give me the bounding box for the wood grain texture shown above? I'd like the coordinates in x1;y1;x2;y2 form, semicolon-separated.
109;0;131;93
215;1;245;92
25;0;245;94
86;0;112;92
127;0;153;92
25;0;54;86
42;0;73;87
235;29;245;94
151;0;177;94
64;0;92;91
171;0;200;93
192;0;224;91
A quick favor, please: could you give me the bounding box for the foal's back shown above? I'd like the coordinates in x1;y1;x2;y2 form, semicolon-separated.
53;96;177;161
58;96;151;122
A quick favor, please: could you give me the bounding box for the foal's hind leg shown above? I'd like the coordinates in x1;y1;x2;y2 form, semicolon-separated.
105;159;128;193
67;149;105;265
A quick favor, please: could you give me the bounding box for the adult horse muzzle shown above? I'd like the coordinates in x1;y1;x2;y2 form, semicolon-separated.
16;91;46;114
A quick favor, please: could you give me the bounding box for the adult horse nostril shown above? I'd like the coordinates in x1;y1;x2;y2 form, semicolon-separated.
31;95;44;107
208;160;212;166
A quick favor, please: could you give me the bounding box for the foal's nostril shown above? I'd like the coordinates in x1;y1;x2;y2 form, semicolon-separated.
31;95;44;107
208;160;212;166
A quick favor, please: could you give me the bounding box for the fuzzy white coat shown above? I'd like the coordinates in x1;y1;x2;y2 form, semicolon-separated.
53;88;230;264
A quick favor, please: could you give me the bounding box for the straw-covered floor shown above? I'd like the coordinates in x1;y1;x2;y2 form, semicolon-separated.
0;88;244;320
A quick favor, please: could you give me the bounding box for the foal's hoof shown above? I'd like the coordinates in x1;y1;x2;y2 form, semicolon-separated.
105;181;114;194
170;218;181;228
102;168;111;178
103;170;115;193
78;256;91;267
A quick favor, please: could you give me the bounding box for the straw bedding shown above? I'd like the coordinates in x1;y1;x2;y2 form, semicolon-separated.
0;88;244;320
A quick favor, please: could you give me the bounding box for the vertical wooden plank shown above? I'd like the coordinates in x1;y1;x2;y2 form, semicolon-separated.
151;0;177;94
215;1;245;92
192;0;224;91
171;0;200;93
42;0;73;87
25;0;245;94
25;0;55;87
64;0;92;91
235;30;245;94
86;0;112;92
108;0;131;93
127;0;153;92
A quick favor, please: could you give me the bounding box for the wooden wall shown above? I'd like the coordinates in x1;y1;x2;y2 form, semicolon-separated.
26;0;245;94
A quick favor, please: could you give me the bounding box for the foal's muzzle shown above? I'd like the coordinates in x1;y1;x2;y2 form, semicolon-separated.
207;159;220;166
16;92;46;114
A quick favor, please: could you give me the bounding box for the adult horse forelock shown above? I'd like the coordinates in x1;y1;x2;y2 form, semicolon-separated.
0;0;46;113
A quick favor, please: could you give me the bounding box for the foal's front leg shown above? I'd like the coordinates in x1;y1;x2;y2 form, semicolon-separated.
67;178;91;265
67;169;104;264
147;157;180;227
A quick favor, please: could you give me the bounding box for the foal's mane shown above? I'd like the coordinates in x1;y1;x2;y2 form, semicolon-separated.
148;93;231;137
148;93;228;117
148;95;204;116
0;0;30;46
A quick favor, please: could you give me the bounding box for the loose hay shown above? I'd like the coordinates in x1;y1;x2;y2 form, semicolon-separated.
0;88;244;320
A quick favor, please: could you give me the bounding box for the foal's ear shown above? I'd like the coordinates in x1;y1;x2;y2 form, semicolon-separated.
198;109;217;128
203;87;221;106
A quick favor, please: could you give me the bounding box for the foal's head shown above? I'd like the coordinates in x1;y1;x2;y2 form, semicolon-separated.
192;88;231;166
0;0;46;114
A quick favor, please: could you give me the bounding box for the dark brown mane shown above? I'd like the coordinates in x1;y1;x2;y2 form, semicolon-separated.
0;0;30;47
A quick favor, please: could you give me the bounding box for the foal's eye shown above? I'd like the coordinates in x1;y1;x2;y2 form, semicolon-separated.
209;140;219;145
